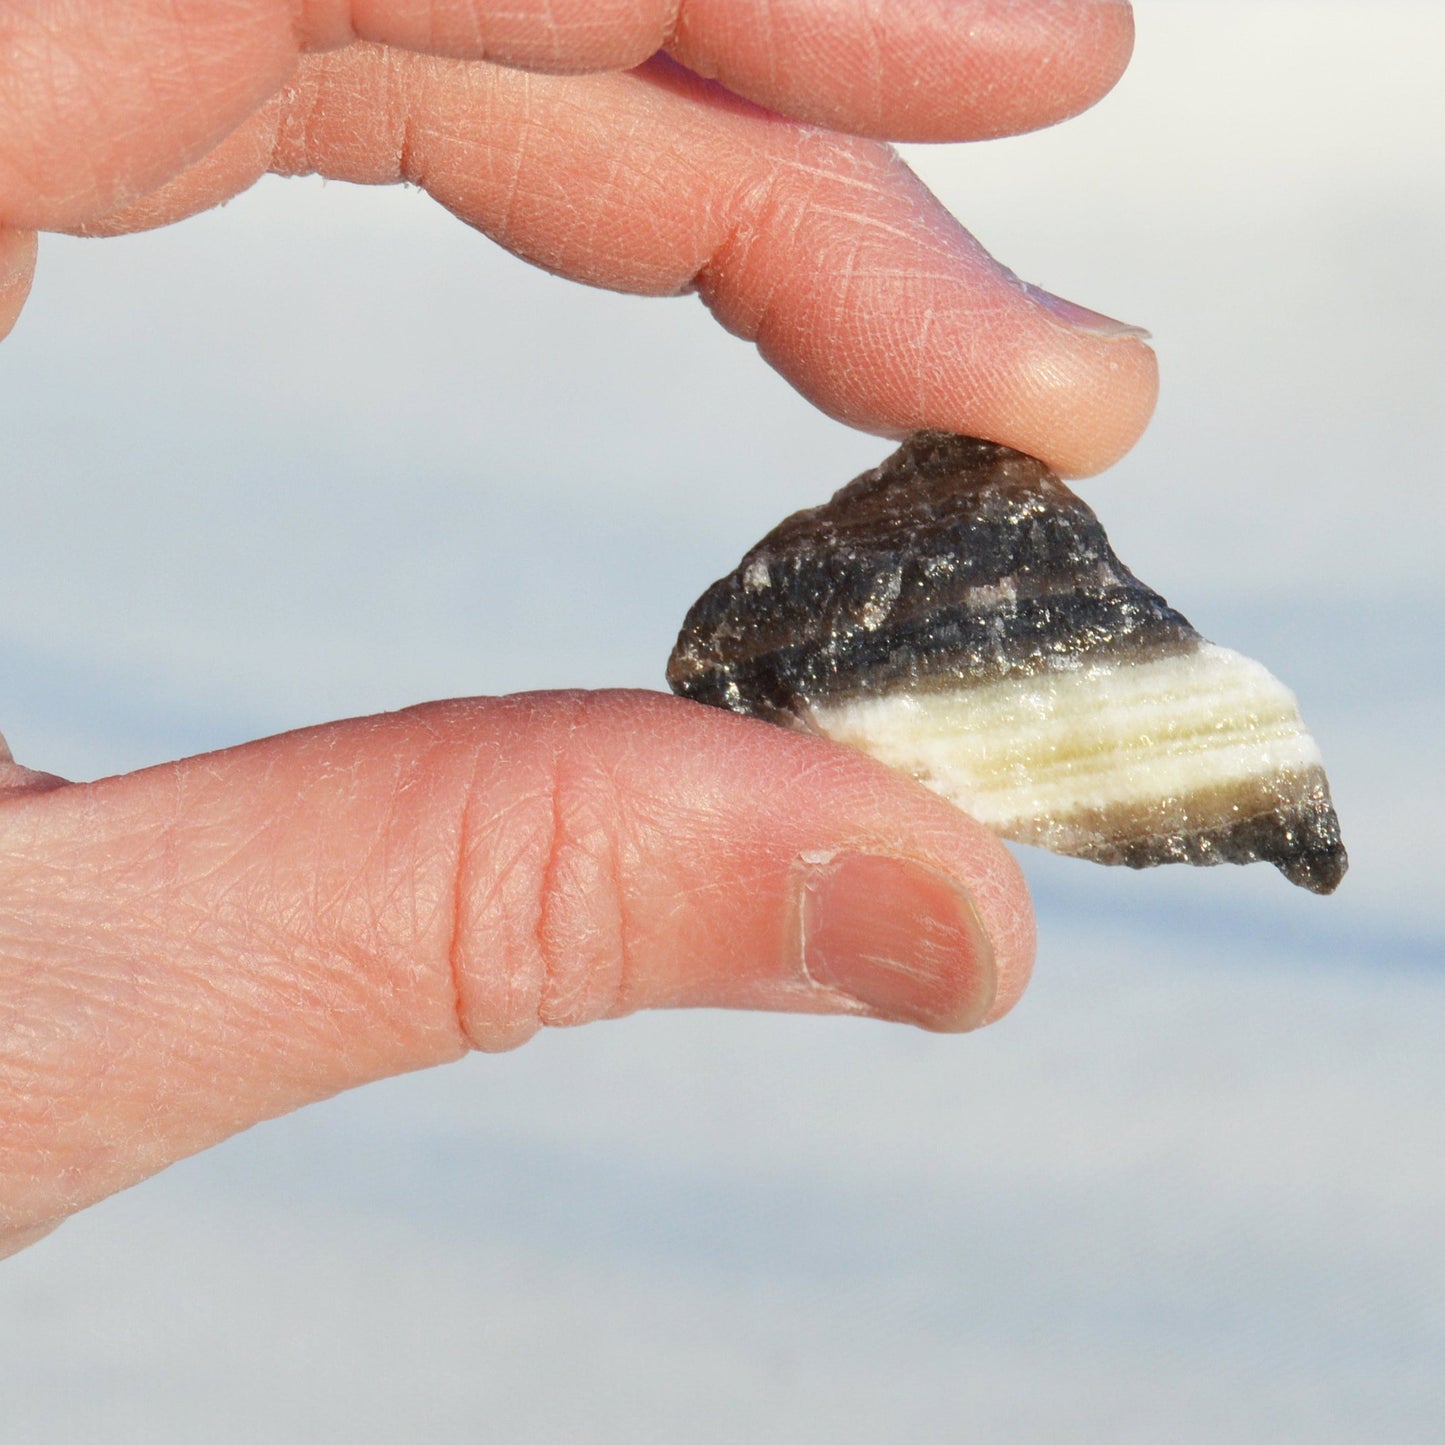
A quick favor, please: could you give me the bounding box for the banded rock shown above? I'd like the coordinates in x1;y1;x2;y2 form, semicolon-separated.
667;432;1347;894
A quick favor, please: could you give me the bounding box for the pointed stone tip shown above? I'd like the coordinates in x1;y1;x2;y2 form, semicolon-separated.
1277;828;1349;895
1258;775;1349;895
1284;852;1349;896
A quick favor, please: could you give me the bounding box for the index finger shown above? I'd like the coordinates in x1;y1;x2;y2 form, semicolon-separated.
67;47;1157;475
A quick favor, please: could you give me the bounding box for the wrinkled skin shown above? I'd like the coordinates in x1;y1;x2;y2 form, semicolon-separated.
0;0;1156;1258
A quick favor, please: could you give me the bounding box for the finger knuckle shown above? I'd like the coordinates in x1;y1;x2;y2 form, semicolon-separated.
450;696;630;1050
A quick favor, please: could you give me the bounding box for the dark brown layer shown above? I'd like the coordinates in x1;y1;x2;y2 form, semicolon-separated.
668;432;1201;723
1006;768;1348;895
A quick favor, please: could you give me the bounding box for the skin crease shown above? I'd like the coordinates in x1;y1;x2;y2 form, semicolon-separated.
0;1;1153;1257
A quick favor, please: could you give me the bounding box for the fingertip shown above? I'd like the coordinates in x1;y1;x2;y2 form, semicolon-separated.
1052;0;1137;126
558;693;1039;1032
1058;332;1159;478
671;0;1138;142
976;325;1159;480
810;324;1160;482
705;141;1158;478
776;723;1039;1031
970;839;1036;1026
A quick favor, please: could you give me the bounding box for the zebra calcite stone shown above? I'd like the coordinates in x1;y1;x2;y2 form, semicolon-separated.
667;432;1347;894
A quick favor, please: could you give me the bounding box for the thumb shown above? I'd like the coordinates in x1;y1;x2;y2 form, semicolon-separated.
0;691;1032;1248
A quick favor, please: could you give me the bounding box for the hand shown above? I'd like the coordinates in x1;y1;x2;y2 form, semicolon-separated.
0;0;1156;1258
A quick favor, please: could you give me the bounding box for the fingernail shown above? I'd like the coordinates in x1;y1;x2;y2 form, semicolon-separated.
0;730;12;764
1002;266;1151;340
798;851;997;1031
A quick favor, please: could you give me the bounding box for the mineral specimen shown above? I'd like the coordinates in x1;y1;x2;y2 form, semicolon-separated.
667;432;1347;894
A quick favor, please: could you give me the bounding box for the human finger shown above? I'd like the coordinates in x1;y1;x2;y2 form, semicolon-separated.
0;691;1032;1255
340;0;1136;139
666;0;1136;141
0;0;1132;234
78;48;1155;475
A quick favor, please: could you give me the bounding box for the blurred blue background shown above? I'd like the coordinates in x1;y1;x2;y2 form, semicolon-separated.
3;2;1442;1439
